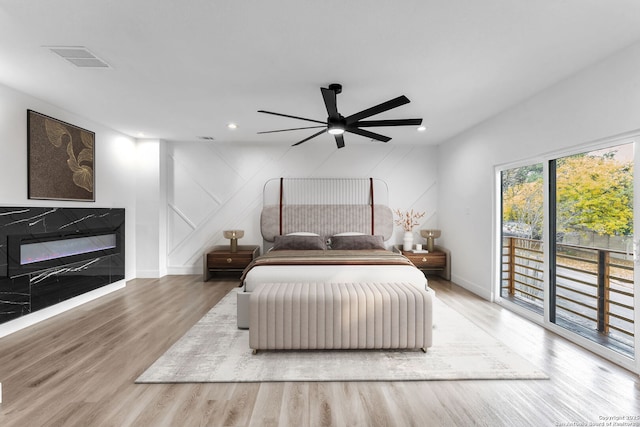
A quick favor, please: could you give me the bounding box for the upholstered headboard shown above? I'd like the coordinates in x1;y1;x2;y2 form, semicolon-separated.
260;178;394;242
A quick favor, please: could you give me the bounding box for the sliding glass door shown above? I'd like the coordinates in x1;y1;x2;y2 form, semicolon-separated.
550;143;634;357
498;139;637;366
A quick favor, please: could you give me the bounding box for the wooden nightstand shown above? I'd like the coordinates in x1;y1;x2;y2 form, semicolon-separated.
203;245;260;281
393;245;451;280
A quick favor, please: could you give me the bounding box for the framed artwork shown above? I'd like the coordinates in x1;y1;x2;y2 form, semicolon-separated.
27;110;95;201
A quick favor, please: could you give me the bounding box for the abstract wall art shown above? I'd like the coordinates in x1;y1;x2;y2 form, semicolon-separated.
27;110;95;201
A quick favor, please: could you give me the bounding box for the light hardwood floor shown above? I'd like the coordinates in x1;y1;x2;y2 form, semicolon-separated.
0;275;639;426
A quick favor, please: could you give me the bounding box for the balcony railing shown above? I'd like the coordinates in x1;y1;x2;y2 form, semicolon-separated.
501;237;634;356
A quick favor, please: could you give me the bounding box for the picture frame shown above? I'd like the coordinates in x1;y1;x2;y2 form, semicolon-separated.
27;110;95;201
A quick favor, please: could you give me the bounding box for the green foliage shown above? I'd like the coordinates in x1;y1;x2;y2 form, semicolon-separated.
502;165;544;238
502;152;633;240
556;154;633;236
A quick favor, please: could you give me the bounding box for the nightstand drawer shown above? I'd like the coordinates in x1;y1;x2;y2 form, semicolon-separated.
405;252;446;269
204;245;260;281
207;252;253;269
393;245;449;280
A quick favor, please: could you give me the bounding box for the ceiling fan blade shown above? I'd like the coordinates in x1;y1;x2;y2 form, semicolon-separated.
258;110;326;125
321;87;339;119
291;129;327;146
258;125;326;134
334;134;345;149
345;95;410;125
352;118;423;127
345;126;391;142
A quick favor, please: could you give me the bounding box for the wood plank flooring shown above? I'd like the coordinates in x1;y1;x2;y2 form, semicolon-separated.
0;275;639;426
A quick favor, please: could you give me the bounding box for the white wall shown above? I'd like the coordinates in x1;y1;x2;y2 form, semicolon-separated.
135;139;167;278
438;40;640;300
0;82;138;280
164;140;439;274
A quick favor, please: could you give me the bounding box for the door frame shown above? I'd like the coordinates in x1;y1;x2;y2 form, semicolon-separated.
493;131;639;373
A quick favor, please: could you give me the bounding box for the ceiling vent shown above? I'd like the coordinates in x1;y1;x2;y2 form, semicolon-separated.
47;46;111;68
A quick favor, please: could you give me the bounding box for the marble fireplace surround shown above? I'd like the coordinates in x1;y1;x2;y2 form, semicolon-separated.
0;207;125;329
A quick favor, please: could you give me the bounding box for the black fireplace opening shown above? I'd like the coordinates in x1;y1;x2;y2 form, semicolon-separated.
8;228;122;278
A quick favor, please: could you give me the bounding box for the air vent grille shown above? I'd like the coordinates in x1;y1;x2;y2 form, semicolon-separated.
47;46;110;68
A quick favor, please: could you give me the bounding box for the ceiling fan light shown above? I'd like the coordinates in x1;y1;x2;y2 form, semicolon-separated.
328;126;345;135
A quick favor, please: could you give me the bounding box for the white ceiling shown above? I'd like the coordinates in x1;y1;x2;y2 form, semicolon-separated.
1;0;640;147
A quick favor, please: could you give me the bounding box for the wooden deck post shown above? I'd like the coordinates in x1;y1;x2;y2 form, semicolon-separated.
508;237;516;296
597;250;610;334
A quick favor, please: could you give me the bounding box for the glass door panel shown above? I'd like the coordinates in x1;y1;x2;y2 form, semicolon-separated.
551;143;634;357
500;164;544;315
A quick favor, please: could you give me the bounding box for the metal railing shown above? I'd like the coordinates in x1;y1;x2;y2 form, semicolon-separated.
501;237;634;351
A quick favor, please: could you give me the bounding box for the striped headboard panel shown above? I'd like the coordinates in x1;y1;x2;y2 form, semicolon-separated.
260;178;394;242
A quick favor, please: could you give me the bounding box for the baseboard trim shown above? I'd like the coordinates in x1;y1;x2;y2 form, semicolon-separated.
167;266;200;275
136;269;161;278
451;274;493;301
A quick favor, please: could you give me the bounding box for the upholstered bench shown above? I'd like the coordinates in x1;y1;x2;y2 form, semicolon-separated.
249;282;433;352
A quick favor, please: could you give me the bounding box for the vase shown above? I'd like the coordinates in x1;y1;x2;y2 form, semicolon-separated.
403;231;414;251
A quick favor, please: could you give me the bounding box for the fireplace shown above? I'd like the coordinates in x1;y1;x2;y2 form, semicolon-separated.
0;207;125;324
8;230;120;278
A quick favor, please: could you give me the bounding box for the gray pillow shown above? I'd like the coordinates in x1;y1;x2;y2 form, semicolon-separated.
272;234;327;250
330;235;385;250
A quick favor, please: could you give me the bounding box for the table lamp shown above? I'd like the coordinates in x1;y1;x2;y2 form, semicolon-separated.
223;230;244;253
420;229;441;252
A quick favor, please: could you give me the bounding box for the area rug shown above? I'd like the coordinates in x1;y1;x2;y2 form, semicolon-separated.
136;289;548;383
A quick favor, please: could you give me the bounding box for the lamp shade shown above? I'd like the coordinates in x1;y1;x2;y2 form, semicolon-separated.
420;229;441;239
223;230;244;239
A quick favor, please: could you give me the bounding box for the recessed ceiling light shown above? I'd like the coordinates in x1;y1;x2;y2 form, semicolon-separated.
227;123;237;130
417;126;426;132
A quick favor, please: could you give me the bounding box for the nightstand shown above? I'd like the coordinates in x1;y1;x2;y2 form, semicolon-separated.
203;245;260;281
393;245;451;280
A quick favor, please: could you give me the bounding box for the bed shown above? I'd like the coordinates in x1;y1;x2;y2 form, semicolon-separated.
237;178;433;351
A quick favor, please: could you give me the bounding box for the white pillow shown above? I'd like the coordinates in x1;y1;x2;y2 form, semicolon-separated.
333;232;366;236
286;232;320;236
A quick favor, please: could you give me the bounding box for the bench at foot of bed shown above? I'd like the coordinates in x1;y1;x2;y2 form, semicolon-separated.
249;282;433;351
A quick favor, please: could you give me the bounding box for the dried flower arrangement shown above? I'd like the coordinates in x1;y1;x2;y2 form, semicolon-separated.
394;209;426;232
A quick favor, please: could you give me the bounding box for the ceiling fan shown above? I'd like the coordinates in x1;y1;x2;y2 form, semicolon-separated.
257;83;423;149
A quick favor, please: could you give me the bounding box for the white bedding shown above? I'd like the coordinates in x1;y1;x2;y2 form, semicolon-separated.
243;264;428;292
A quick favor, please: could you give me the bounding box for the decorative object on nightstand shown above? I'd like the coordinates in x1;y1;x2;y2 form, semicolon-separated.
394;209;425;251
223;230;244;253
421;229;441;252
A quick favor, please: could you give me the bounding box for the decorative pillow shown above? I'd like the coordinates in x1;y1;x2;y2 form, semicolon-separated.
330;235;385;250
272;234;327;250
